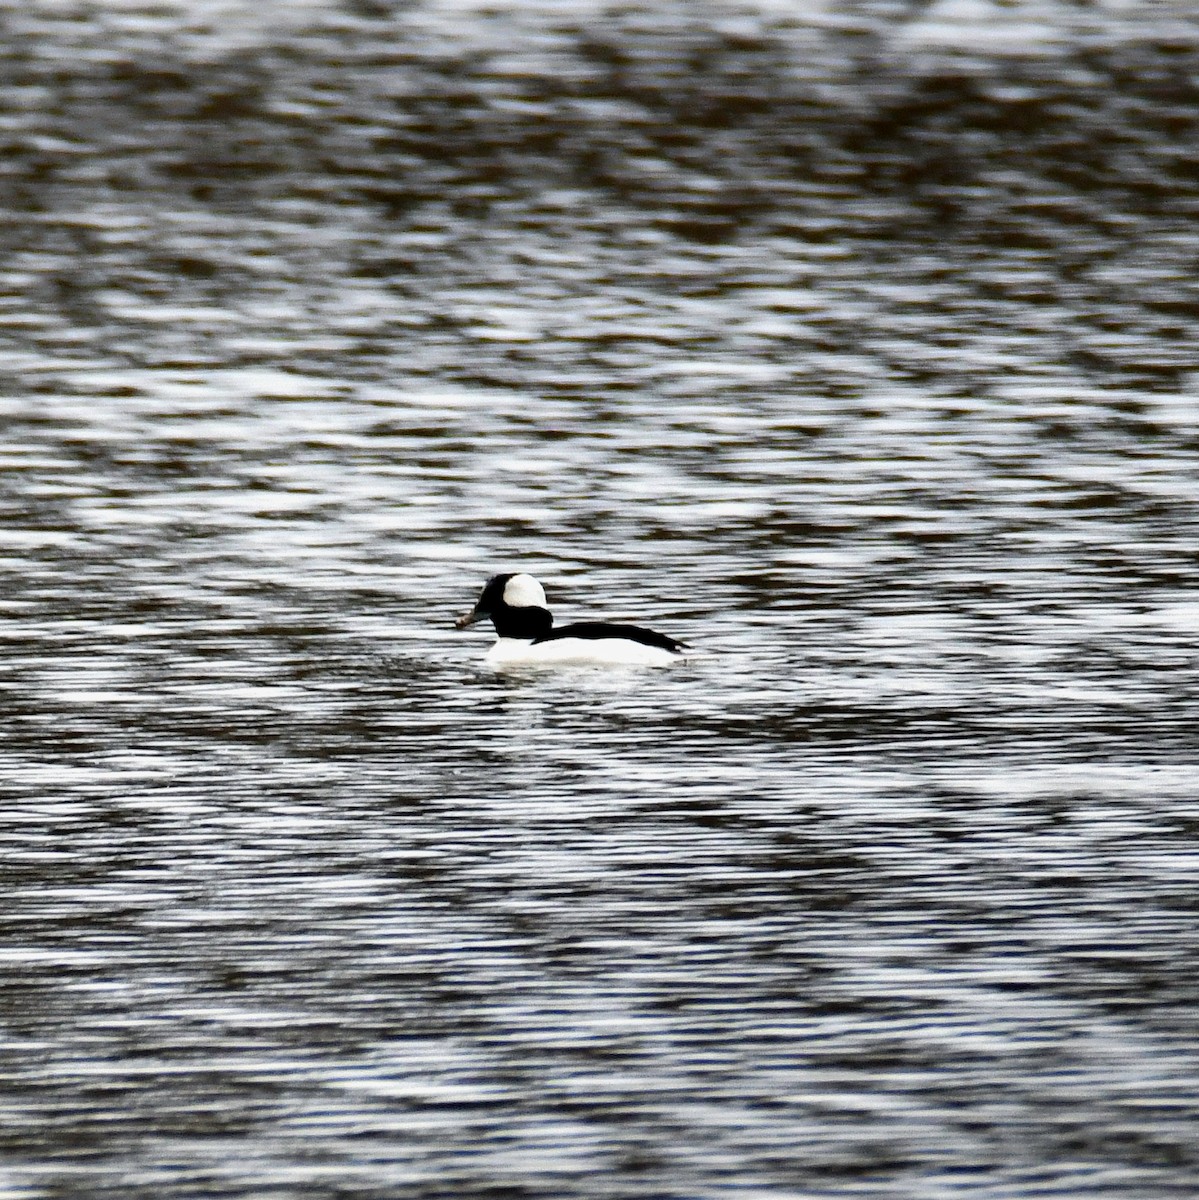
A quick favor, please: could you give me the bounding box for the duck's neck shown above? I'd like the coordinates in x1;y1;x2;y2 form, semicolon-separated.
493;605;553;640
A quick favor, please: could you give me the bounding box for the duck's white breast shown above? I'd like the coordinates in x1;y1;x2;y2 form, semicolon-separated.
484;636;683;668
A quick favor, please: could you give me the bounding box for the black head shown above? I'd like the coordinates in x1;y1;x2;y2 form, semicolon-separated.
455;573;553;638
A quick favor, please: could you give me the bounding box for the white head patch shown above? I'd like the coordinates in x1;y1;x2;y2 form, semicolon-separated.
503;573;547;609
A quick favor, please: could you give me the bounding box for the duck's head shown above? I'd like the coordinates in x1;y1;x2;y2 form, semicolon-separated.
455;573;553;638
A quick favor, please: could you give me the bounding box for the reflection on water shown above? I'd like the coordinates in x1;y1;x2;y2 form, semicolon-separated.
2;2;1199;1196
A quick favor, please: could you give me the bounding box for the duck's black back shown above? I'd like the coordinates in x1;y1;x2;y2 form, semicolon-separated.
532;621;686;653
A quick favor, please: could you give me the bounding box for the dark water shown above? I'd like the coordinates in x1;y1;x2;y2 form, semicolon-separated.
2;2;1199;1196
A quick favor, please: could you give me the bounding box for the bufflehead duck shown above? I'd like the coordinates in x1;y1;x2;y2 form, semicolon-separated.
455;573;688;667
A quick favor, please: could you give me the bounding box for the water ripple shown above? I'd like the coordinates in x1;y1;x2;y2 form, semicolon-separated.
1;2;1198;1197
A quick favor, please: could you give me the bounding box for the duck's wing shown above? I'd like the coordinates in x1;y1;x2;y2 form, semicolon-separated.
533;621;687;653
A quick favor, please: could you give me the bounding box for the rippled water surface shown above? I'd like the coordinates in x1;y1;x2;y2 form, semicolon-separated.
3;2;1199;1196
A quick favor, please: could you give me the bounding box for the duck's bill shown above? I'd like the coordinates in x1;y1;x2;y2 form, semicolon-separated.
455;609;484;629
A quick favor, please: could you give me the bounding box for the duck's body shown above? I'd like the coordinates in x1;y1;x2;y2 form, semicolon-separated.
485;622;685;668
456;573;687;668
